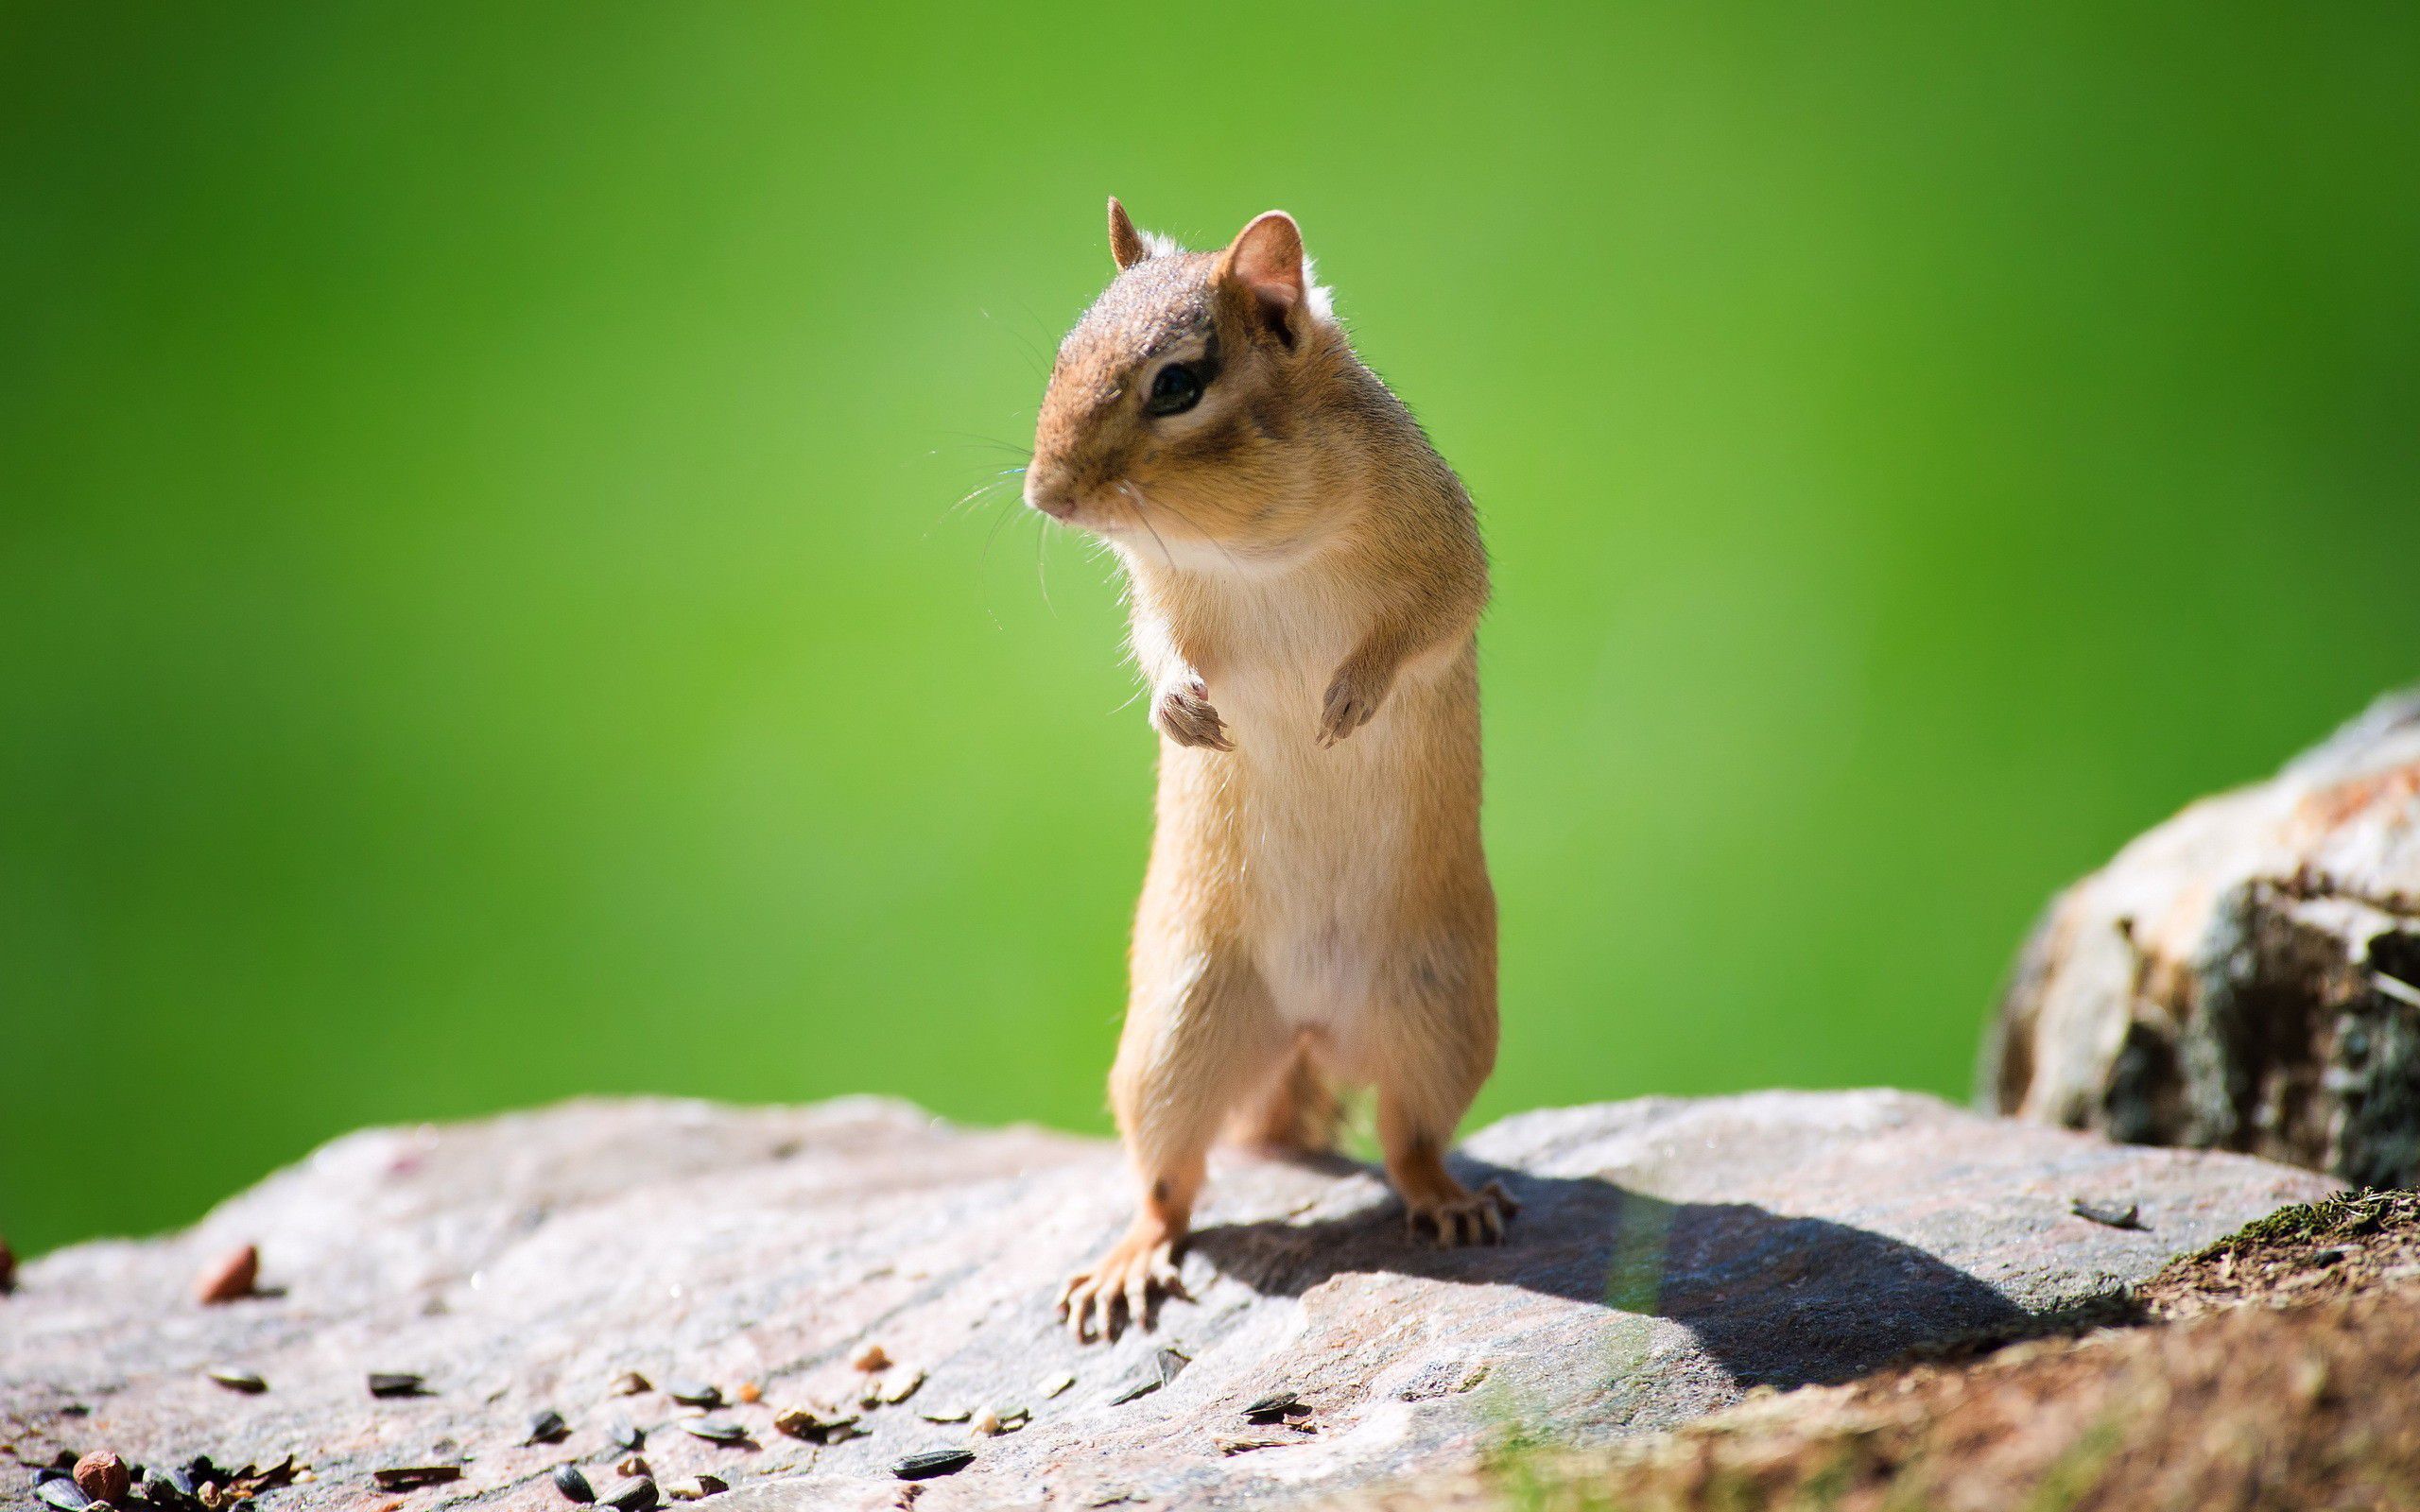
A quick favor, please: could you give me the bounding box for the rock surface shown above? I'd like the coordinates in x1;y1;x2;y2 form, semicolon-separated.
1;1093;2330;1512
1986;688;2420;1188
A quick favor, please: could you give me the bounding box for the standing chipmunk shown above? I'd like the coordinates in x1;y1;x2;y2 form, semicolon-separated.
1027;201;1512;1341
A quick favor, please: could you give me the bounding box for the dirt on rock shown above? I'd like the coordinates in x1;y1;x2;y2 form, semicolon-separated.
1344;1193;2420;1512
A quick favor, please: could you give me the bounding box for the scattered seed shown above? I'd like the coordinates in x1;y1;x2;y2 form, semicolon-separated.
665;1474;727;1501
1154;1347;1191;1385
607;1418;646;1452
526;1408;570;1444
553;1466;597;1504
683;1420;751;1446
207;1367;268;1394
74;1452;130;1503
1214;1435;1297;1456
602;1477;660;1512
666;1380;722;1408
2069;1197;2145;1230
195;1244;261;1305
1039;1371;1076;1399
371;1466;462;1490
970;1407;1003;1436
615;1457;650;1479
772;1405;860;1443
367;1372;426;1399
608;1371;652;1396
849;1343;890;1373
1243;1390;1309;1424
891;1449;974;1481
735;1382;761;1404
36;1480;93;1511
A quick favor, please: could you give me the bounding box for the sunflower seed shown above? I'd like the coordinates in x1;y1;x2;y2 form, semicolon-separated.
526;1408;570;1444
206;1366;268;1393
602;1477;660;1512
615;1457;650;1479
1154;1348;1191;1385
919;1407;971;1423
368;1372;426;1398
36;1481;93;1511
607;1371;651;1396
666;1380;722;1408
553;1466;597;1504
683;1420;750;1446
1039;1371;1076;1399
1243;1390;1308;1423
849;1343;890;1373
372;1466;462;1490
664;1476;728;1502
607;1418;646;1452
891;1449;974;1481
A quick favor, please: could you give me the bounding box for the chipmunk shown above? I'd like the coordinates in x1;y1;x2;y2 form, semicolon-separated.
1026;201;1512;1342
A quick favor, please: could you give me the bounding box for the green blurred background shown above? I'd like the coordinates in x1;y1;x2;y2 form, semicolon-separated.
5;4;2415;1256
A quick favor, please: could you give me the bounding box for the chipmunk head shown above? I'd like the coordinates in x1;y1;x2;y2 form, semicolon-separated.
1025;199;1341;561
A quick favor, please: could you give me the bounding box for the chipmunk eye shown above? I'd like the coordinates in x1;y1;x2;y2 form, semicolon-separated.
1145;361;1204;417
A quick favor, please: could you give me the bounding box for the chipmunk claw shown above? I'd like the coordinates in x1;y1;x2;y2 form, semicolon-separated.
1406;1179;1518;1249
1318;667;1383;747
1059;1235;1187;1343
1153;678;1232;751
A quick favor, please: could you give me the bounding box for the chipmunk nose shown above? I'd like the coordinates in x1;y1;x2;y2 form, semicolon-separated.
1023;463;1079;520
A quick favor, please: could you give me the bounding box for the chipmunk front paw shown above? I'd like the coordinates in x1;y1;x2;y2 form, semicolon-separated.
1318;663;1389;747
1153;677;1232;751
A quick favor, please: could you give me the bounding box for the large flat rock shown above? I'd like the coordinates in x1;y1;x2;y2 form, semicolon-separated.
1;1093;2332;1511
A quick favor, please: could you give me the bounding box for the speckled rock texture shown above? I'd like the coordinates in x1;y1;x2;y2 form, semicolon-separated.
1;1093;2330;1512
1986;688;2420;1189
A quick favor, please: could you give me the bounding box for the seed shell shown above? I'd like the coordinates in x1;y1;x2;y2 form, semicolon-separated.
1039;1371;1076;1399
36;1481;93;1512
665;1474;728;1501
683;1419;751;1445
666;1380;722;1408
553;1466;597;1504
602;1477;661;1512
891;1449;975;1481
526;1408;571;1444
368;1372;426;1398
372;1466;463;1490
608;1371;652;1396
207;1366;268;1393
608;1418;647;1452
194;1244;260;1305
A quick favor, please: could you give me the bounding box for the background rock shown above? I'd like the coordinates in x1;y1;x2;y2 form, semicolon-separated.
1986;688;2420;1188
0;1093;2326;1510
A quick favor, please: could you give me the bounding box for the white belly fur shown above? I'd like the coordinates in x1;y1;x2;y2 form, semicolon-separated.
1203;579;1416;1033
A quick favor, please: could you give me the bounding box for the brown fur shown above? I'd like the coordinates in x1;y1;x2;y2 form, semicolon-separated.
1029;203;1512;1342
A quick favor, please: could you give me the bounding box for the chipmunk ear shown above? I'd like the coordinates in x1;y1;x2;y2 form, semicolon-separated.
1215;211;1307;350
1107;198;1150;271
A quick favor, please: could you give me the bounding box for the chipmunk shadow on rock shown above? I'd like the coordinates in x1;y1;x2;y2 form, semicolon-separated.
1187;1157;2035;1394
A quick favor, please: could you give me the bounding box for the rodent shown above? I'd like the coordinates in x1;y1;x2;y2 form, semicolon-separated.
1026;200;1512;1342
